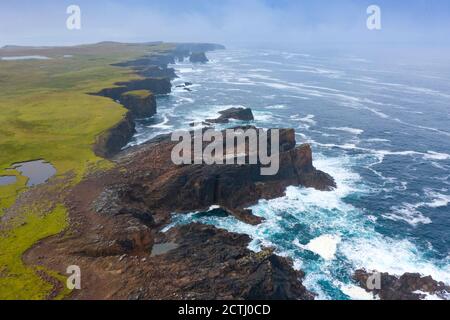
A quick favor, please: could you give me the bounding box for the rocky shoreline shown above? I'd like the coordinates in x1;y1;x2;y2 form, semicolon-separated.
25;101;336;299
353;269;450;300
21;43;449;300
93;43;224;158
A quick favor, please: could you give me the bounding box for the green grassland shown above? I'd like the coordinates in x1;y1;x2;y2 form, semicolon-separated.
0;42;174;299
122;89;153;98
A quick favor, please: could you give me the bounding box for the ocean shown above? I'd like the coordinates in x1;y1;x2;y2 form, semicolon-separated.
128;47;450;300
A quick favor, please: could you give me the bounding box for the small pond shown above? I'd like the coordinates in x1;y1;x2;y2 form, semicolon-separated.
1;55;51;61
11;160;56;187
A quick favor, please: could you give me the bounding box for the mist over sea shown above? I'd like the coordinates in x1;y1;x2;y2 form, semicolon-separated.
130;47;450;300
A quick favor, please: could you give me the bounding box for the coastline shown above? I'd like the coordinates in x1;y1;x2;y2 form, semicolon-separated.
1;42;449;301
92;43;225;158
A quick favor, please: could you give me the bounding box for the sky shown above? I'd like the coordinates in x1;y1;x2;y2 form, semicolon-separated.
1;0;450;48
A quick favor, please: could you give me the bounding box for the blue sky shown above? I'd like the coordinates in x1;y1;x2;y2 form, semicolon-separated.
1;0;450;47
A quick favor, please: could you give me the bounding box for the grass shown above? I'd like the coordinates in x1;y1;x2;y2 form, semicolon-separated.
0;205;68;300
0;42;175;299
122;89;152;98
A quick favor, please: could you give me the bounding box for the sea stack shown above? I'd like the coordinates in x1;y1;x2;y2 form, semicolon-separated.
189;52;209;63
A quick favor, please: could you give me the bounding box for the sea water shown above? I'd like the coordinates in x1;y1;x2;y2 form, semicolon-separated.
130;47;450;300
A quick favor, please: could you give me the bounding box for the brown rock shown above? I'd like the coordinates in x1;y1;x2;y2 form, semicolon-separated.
25;125;333;300
353;269;450;300
207;107;255;124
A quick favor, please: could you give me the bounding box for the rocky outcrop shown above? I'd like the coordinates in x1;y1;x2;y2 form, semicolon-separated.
152;223;314;300
207;107;255;124
25;217;314;299
138;65;178;79
101;125;335;225
96;78;172;100
25;123;333;299
176;82;194;92
189;52;209;63
116;78;172;95
119;91;156;119
353;269;450;300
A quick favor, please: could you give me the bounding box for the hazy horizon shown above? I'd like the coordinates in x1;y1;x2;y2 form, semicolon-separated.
1;0;450;49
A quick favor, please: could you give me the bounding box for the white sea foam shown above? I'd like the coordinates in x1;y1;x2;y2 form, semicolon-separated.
167;153;450;298
248;68;272;72
355;77;450;99
265;104;287;110
312;142;450;165
295;235;341;260
424;151;450;161
339;283;378;300
329;127;364;135
253;111;277;123
290;114;316;127
393;118;450;138
382;189;449;226
424;190;450;208
174;97;195;105
413;291;444;300
148;112;173;130
363;106;389;119
383;203;432;226
366;138;390;143
341;237;450;284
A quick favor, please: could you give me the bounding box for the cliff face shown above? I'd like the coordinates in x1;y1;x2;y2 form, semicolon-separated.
92;43;223;159
189;52;209;63
92;55;176;159
93;112;136;159
119;91;157;119
110;126;335;224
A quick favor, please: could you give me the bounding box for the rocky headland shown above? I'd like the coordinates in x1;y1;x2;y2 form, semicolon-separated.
18;43;449;300
353;269;450;300
25;106;335;299
189;52;209;63
207;107;255;124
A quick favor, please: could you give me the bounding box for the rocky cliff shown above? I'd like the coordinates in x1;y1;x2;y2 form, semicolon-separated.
93;44;222;159
189;52;209;63
93;112;136;159
119;90;157;119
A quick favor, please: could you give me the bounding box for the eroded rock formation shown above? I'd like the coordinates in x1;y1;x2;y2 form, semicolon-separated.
25;124;334;299
353;269;450;300
190;52;209;63
93;44;222;159
207;107;255;124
